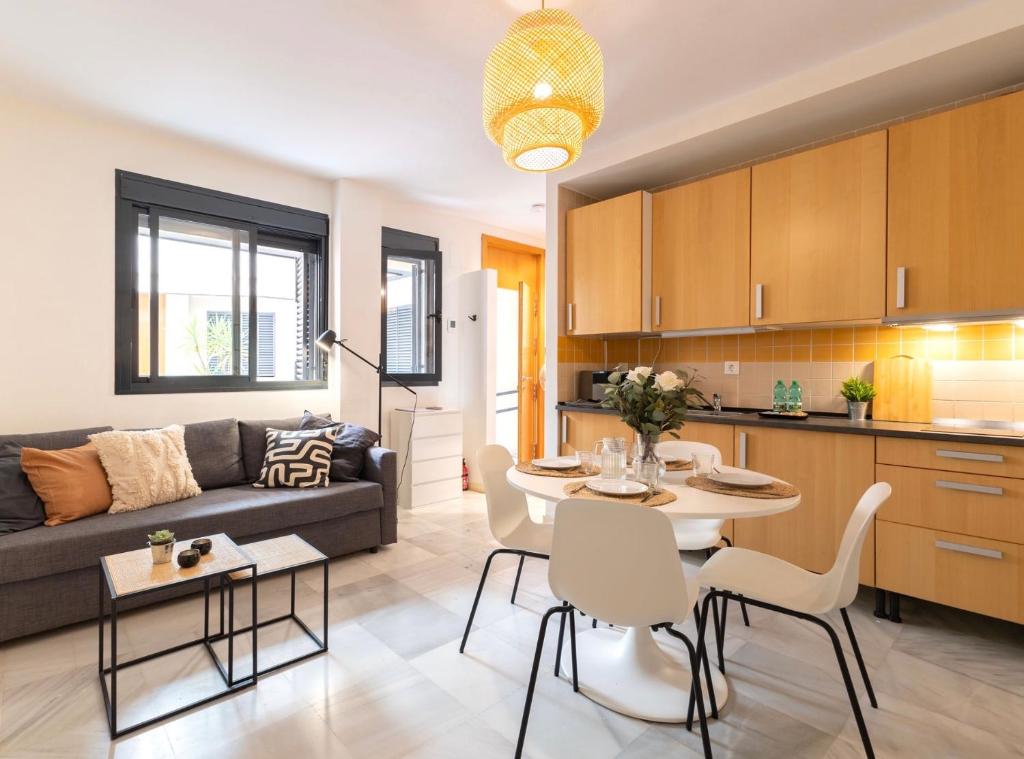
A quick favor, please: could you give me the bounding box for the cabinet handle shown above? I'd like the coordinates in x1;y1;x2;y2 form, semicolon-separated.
561;414;568;445
895;267;907;309
738;432;748;469
935;479;1004;496
935;540;1003;560
567;302;574;332
654;295;662;327
755;284;764;319
936;449;1004;464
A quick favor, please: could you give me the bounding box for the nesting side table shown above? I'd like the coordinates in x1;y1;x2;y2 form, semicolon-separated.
98;533;257;738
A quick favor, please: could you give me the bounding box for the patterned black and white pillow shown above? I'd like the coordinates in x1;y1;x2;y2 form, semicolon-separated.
253;427;337;488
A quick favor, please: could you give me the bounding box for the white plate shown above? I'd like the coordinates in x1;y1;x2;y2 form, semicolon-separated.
708;471;774;488
586;479;649;496
532;457;579;470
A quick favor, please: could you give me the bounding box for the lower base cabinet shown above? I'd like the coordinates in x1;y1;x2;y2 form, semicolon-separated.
877;520;1022;624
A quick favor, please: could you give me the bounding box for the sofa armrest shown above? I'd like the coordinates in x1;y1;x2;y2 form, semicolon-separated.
364;446;397;544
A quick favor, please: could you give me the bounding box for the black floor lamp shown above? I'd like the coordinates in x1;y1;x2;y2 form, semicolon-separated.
316;330;418;440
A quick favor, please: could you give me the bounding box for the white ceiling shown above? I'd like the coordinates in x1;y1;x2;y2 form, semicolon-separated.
0;0;984;235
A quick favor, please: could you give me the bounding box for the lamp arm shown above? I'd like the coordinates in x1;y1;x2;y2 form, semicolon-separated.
335;339;417;399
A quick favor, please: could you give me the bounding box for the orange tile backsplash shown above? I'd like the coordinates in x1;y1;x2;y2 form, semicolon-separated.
558;326;1024;422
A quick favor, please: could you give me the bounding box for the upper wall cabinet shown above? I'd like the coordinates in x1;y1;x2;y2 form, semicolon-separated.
565;191;650;336
888;90;1024;318
750;131;887;326
652;168;750;332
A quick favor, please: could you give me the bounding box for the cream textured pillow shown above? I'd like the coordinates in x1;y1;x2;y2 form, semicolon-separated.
89;425;202;513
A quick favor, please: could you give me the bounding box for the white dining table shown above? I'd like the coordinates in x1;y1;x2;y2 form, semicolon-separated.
506;464;801;723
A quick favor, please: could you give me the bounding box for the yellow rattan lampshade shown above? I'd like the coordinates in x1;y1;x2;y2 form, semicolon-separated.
483;8;604;172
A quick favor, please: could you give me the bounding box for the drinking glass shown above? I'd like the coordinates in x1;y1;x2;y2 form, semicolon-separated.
693;452;715;477
575;451;597;475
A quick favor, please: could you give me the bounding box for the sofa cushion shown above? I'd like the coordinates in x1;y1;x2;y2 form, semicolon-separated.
239;415;324;481
184;418;246;489
0;480;383;584
20;444;113;526
299;411;380;481
254;427;337;488
0;426;113;455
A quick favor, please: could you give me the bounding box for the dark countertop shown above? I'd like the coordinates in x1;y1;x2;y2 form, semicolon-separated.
555;401;1024;447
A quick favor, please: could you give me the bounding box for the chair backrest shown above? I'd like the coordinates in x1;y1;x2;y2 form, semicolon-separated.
821;482;892;610
476;445;532;544
549;498;693;627
656;439;723;468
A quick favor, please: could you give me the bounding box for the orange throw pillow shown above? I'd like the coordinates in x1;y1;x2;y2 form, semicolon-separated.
20;444;113;526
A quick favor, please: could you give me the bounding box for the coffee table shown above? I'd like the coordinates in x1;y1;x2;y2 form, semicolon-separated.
224;534;329;681
97;533;257;738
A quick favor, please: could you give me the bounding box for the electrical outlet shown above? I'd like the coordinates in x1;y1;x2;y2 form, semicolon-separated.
724;361;740;375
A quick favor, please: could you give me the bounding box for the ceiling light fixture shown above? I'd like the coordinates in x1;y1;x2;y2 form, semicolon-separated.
483;1;604;173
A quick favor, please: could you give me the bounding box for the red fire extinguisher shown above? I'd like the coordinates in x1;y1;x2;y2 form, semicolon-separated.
462;458;469;491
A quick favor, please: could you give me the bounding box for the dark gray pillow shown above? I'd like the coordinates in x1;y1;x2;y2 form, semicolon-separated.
299;411;380;482
238;415;323;482
0;456;44;534
184;418;246;489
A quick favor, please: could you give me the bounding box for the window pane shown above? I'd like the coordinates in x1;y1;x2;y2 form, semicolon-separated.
156;217;236;377
136;213;151;378
255;241;306;381
385;254;437;375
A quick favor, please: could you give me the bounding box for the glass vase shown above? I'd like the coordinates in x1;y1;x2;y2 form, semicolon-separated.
633;431;661;489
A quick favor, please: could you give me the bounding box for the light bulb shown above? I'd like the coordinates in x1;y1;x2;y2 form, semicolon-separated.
532;81;553;100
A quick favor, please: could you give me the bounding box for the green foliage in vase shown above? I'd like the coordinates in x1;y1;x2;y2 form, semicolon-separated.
601;366;707;437
148;529;175;545
840;377;877;403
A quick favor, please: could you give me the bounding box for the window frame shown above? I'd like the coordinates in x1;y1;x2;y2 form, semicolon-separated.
114;170;329;394
380;227;443;387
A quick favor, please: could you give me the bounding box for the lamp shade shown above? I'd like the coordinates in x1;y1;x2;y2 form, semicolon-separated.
315;329;338;352
483;8;603;172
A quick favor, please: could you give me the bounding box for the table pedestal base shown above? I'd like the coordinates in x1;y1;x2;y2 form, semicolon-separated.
561;625;727;723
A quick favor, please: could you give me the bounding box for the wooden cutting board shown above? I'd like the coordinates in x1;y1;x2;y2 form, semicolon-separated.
872;355;933;423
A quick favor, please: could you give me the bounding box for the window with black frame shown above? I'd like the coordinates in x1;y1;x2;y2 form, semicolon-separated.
114;171;328;394
381;227;442;386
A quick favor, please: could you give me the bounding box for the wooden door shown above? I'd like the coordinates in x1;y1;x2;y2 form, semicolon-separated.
750;131;887;325
652;169;750;331
517;282;538;463
887;89;1024;317
566;191;644;335
733;426;876;584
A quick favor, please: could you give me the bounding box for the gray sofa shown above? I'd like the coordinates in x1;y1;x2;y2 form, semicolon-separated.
0;416;397;642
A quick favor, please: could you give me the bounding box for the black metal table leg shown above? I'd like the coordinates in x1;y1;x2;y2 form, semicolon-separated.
889;592;902;623
874;588;888;619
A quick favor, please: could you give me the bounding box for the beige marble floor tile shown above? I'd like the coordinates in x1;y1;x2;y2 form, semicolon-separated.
397;714;516;759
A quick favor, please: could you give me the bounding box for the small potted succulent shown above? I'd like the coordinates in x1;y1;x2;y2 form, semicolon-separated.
840;378;877;421
148;529;175;565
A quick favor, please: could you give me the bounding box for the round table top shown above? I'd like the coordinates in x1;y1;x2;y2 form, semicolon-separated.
506;465;800;520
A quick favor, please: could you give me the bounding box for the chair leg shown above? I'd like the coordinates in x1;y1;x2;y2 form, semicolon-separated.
554;601;568;677
689;593;720;727
819;615;875;759
568;607;579;692
840;607;878;709
516;605;569;759
716;596;729;673
739;597;751;627
459;549;502;653
665;626;714;759
511;555;525;605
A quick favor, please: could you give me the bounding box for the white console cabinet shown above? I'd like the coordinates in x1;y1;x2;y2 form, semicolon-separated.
390;407;463;509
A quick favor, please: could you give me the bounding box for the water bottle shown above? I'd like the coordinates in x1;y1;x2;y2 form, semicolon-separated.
788;380;803;412
772;380;788;412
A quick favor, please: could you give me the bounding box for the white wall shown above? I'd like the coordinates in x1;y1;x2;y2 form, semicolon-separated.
0;92;338;433
333;179;542;454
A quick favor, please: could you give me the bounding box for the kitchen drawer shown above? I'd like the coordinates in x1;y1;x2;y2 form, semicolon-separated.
877;437;1024;479
412;413;462;439
412;478;463;506
876;520;1021;624
410;434;462;462
876;464;1024;543
412;455;462;486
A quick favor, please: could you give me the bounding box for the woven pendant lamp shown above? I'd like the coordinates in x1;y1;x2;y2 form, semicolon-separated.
483;4;604;172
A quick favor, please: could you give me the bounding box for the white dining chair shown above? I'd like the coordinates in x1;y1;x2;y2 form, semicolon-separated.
694;481;892;759
459;445;553;653
516;498;714;759
656;439;751;629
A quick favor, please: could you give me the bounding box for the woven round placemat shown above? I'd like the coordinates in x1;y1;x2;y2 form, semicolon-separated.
685;475;798;499
663;459;694;472
561;481;677;508
515;462;588;478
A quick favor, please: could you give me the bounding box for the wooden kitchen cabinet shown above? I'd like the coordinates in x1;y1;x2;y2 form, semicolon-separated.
565;191;649;336
733;426;876;584
559;411;631;456
887;89;1024;317
750;131;887;325
652;169;750;331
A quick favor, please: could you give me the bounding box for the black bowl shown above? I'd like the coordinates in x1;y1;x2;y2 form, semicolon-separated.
177;549;201;569
191;538;213;555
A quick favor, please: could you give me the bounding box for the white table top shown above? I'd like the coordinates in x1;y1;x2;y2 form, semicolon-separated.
506;465;800;520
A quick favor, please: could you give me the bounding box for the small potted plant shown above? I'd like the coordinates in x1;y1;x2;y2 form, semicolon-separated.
148;529;175;565
840;378;876;421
